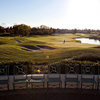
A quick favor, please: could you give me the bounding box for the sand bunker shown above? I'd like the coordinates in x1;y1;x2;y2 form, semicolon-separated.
37;45;55;50
22;45;39;50
21;45;55;51
10;39;21;44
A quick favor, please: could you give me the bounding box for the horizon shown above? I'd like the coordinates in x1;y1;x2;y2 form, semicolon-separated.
0;0;100;29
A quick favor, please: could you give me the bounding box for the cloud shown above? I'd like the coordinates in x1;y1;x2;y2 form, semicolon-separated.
0;23;13;27
0;23;20;27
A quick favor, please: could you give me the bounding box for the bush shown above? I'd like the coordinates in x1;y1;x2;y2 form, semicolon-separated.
72;54;100;62
0;61;34;75
49;60;100;74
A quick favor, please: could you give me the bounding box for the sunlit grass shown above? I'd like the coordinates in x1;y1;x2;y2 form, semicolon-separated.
0;33;100;64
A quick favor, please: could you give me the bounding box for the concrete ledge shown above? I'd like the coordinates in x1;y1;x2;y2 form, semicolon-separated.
0;74;99;90
0;89;100;100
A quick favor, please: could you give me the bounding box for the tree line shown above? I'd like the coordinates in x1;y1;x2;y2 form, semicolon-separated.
0;24;100;36
55;29;100;34
0;24;55;36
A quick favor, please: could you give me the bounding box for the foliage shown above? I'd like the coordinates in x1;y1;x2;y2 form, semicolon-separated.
0;61;34;75
0;24;100;36
31;25;55;35
0;26;4;33
13;24;31;36
72;54;100;62
49;60;100;74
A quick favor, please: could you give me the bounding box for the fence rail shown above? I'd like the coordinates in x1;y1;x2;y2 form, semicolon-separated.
0;74;100;91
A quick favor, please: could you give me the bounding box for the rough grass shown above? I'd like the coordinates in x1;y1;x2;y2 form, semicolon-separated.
0;33;100;64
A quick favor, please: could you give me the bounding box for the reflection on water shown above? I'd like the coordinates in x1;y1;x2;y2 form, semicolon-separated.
76;38;100;45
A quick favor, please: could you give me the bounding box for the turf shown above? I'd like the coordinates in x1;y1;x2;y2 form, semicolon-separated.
0;33;100;64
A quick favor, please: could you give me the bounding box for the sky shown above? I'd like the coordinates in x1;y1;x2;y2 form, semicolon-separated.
0;0;100;29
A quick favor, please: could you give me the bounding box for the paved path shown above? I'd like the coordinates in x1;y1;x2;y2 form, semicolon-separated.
0;89;100;100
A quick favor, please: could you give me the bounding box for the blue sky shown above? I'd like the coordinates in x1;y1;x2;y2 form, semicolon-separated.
0;0;100;29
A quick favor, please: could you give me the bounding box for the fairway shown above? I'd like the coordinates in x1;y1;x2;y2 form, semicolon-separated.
0;33;100;64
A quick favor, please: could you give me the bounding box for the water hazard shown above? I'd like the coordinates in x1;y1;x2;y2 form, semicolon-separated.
76;38;100;45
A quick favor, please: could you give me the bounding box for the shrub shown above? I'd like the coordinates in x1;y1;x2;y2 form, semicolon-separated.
48;60;100;74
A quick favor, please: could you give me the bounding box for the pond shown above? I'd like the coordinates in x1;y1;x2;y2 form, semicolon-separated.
75;38;100;45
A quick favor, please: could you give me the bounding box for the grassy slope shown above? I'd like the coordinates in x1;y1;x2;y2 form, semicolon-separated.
0;33;100;64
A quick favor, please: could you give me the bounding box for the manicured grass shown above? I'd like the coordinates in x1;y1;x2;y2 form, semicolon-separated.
0;33;100;64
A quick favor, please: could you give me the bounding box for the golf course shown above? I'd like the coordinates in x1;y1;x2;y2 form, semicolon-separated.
0;33;100;65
